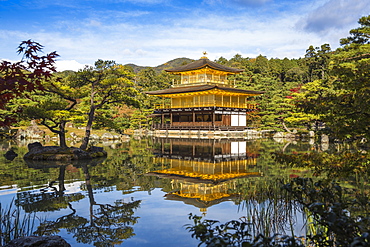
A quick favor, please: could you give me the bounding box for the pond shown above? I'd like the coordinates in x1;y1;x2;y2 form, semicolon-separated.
0;137;315;246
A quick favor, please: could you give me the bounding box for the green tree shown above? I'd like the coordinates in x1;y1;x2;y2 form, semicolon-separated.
70;60;140;150
304;44;332;82
295;15;370;139
133;68;173;130
92;105;133;133
340;15;370;45
13;71;83;147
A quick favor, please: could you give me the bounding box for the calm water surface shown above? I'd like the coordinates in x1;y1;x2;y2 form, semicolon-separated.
0;137;313;246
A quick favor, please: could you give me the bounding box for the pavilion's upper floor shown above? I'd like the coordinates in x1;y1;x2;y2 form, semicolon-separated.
165;55;243;88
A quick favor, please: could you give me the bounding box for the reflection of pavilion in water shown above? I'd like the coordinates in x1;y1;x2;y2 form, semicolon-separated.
147;138;262;213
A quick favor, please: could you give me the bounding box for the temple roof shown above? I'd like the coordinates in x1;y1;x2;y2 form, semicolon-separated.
146;170;261;183
164;193;239;208
165;58;244;74
145;84;265;96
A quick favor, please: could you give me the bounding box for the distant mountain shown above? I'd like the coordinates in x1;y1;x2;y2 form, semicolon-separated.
126;57;194;74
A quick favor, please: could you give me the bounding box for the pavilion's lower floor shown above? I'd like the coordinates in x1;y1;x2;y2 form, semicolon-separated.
150;106;256;131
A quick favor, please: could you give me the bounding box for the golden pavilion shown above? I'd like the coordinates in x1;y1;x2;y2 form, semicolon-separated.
146;53;264;130
146;138;262;211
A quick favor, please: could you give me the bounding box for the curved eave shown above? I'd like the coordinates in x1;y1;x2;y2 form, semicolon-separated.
165;58;243;74
164;193;239;208
145;85;265;97
147;171;261;183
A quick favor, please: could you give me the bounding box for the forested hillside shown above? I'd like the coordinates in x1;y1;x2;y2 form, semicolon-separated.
126;57;194;73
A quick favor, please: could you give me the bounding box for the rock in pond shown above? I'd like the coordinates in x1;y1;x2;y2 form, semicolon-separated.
4;235;71;247
24;142;107;161
4;149;18;161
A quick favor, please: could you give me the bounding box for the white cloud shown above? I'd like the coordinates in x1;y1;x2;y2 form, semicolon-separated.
298;0;370;33
55;60;87;71
87;20;103;27
1;0;368;68
17;11;317;65
114;0;168;4
232;0;272;5
203;0;271;7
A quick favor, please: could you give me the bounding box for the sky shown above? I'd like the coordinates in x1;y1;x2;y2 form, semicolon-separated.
1;0;369;71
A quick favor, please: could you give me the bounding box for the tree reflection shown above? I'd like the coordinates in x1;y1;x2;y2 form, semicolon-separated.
16;159;141;246
16;163;84;212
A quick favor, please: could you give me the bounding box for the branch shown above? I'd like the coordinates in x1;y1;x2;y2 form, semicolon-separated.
281;119;292;133
95;89;114;109
40;118;62;135
44;88;77;111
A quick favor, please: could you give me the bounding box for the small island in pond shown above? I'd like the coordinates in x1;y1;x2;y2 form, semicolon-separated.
24;142;107;161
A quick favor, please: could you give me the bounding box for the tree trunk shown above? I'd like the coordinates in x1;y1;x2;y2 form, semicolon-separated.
81;164;97;227
281;119;292;133
40;119;68;148
57;166;66;195
80;105;96;150
59;121;68;148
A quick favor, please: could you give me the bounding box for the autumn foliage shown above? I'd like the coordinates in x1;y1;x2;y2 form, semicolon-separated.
0;40;59;126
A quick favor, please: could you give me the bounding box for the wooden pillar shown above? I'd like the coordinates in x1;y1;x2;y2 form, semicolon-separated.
238;111;240;126
212;139;215;157
170;113;173;127
246;111;249;127
212;111;215;127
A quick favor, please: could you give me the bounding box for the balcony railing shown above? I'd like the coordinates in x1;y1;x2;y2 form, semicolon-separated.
151;123;253;131
155;102;256;109
172;80;234;87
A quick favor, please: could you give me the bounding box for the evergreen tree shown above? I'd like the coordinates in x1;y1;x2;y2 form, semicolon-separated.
293;15;370;139
70;60;140;149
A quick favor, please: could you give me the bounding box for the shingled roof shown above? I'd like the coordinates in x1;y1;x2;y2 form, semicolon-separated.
165;58;243;73
145;84;264;96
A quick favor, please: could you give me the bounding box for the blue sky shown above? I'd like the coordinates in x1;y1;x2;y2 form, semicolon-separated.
1;0;369;71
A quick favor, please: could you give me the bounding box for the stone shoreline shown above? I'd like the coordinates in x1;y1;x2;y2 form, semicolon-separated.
136;129;319;141
1;123;325;143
